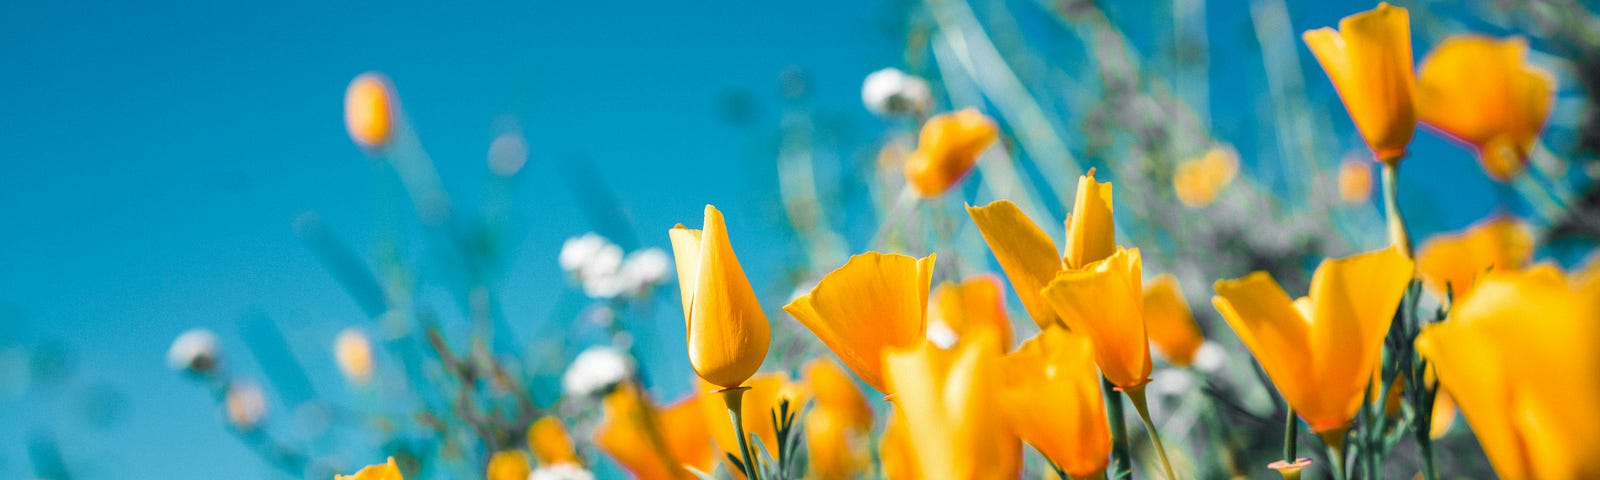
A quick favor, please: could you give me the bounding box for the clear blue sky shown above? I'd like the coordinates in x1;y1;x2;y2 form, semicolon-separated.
0;0;1542;478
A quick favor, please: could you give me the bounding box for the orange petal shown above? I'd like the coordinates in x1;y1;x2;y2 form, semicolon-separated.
527;416;580;466
785;252;935;394
1143;274;1204;368
1416;215;1534;300
486;451;531;480
803;358;874;431
883;331;1009;480
928;274;1015;350
1213;272;1316;423
1042;247;1151;388
683;205;771;388
966;200;1063;328
1417;35;1555;181
1304;3;1417;160
344;72;395;150
904;108;999;197
1304;247;1414;432
337;457;403;480
1064;172;1116;269
999;327;1111;478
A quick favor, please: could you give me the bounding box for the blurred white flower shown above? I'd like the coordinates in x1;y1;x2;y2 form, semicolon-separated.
562;234;672;299
530;463;596;480
488;131;529;177
562;346;633;397
862;68;932;116
167;328;219;374
559;233;613;274
925;322;958;349
1192;342;1227;374
334;328;374;386
225;380;267;431
618;248;670;293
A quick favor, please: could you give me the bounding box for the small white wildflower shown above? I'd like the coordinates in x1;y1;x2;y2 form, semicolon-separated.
1149;368;1194;397
581;274;627;299
488;131;529;177
167;329;219;374
562;346;633;397
559;234;613;274
1192;342;1227;374
862;68;932;116
926;322;958;349
530;463;596;480
618;248;671;293
225;380;267;431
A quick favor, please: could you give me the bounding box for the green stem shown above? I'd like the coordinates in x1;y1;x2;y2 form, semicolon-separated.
1103;377;1132;480
1282;405;1298;462
1380;160;1412;257
720;387;761;480
1125;385;1177;480
1419;432;1438;480
1319;427;1348;480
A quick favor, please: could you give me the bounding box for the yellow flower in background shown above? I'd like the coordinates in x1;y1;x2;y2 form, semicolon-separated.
884;330;1020;480
785;252;936;394
903;108;999;197
337;457;403;480
1042;247;1151;388
669;205;771;389
880;412;918;479
1173;146;1241;208
334;328;373;387
1416;270;1600;479
700;373;797;459
1304;3;1417;162
527;416;580;466
344;72;395;150
1143;274;1204;368
927;274;1015;350
594;385;714;480
485;451;531;480
804;358;873;430
807;406;872;480
1418;35;1556;182
1212;247;1414;433
967;171;1116;328
1337;158;1374;204
999;327;1111;479
1416;215;1534;300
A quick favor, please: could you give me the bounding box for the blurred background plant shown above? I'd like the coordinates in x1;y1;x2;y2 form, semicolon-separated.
2;0;1598;478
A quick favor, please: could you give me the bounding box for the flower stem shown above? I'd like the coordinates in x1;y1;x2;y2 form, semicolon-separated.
1319;427;1349;480
719;386;761;480
1102;377;1132;480
1380;160;1412;257
1124;384;1177;480
1282;404;1298;463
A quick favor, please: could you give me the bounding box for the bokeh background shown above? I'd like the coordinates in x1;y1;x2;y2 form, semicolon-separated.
0;0;1588;478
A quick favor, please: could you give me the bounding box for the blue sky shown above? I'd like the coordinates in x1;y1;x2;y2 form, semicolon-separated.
0;0;1558;478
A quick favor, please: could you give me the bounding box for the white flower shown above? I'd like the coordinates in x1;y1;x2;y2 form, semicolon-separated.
925;322;958;349
530;463;596;480
225;380;267;431
559;233;613;274
334;328;374;386
167;329;219;374
862;68;932;116
488;131;529;177
1192;342;1228;374
562;346;633;397
618;248;671;293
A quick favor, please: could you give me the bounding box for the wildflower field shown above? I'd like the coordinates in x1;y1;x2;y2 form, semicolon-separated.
4;1;1600;479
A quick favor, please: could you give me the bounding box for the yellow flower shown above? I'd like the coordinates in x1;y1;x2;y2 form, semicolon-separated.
1418;35;1556;181
880;411;918;479
594;384;715;480
527;416;580;466
337;457;403;480
1304;3;1417;162
883;330;1020;480
967;171;1115;328
334;328;373;386
1416;215;1534;300
927;274;1015;350
903;108;999;197
784;252;936;394
1173;146;1240;208
344;72;395;150
804;358;873;430
807;407;872;480
1416;269;1600;479
1337;158;1374;204
999;327;1111;479
1143;274;1204;368
1212;247;1414;433
700;373;796;460
1041;247;1151;388
486;451;530;480
669;205;771;389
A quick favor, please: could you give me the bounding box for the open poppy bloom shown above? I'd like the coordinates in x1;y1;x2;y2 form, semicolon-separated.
785;252;936;394
1416;269;1600;479
904;108;999;197
1143;274;1205;368
1173;146;1241;208
884;329;1020;480
1041;247;1152;389
1304;3;1417;163
967;171;1116;329
999;326;1111;479
338;457;403;480
927;274;1014;350
1417;35;1556;181
594;384;715;480
1213;247;1414;435
670;205;772;389
1416;215;1535;301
